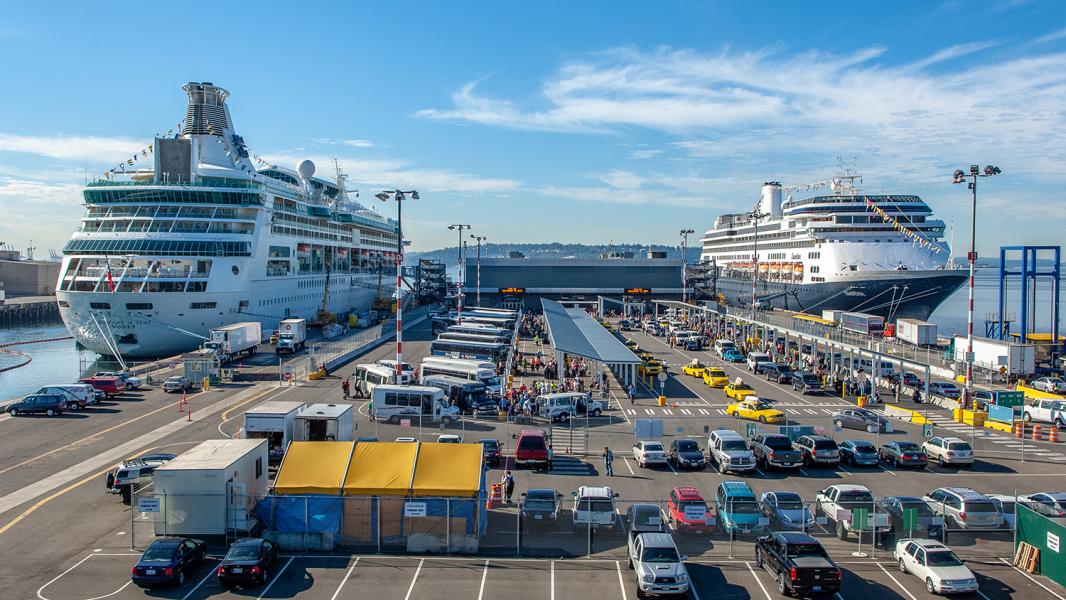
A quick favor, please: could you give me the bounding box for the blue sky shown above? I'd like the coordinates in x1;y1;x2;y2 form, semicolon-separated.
1;1;1064;258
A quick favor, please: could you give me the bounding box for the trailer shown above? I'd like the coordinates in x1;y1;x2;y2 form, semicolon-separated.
205;322;262;363
839;312;885;336
821;310;844;323
954;335;1036;375
896;318;938;346
293;403;353;442
275;318;307;354
152;439;268;536
242;400;306;464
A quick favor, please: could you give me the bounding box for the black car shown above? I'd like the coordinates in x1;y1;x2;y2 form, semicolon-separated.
764;364;794;384
668;438;706;470
520;488;562;525
7;394;66;417
754;532;842;597
131;537;206;588
480;438;502;467
217;538;279;587
792;372;823;394
878;441;928;469
876;496;944;540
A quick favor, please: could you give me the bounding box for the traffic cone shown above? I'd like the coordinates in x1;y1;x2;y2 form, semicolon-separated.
1032;424;1042;441
1050;428;1060;443
1014;422;1024;438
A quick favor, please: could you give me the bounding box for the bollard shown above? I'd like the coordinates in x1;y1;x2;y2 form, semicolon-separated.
1032;424;1042;441
187;406;192;422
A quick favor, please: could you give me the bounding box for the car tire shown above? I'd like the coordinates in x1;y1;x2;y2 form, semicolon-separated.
627;556;633;569
1023;413;1032;423
777;573;790;596
925;578;935;594
592;409;601;417
939;456;946;467
178;570;186;585
898;558;907;573
46;409;55;417
834;419;844;429
755;549;763;568
836;521;847;540
759;416;767;423
8;409;16;417
866;424;876;433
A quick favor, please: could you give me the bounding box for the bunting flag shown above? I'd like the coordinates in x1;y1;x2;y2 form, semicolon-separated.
105;259;116;292
864;197;942;254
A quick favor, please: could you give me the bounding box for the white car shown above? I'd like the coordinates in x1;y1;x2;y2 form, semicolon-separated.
1033;377;1066;394
394;437;417;443
1020;492;1066;518
632;440;668;468
921;437;974;468
437;434;463;443
894;539;979;595
928;382;962;399
987;495;1017;530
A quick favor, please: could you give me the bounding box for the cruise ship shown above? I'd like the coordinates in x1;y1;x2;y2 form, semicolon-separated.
56;82;400;357
698;173;967;321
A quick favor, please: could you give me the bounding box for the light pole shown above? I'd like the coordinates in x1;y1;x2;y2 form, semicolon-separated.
471;235;486;307
952;165;1001;408
680;229;694;304
448;224;471;320
375;189;420;379
751;209;766;311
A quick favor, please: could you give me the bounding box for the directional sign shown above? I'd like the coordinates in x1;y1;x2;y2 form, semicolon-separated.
138;498;160;513
922;423;934;439
902;507;919;532
852;508;869;532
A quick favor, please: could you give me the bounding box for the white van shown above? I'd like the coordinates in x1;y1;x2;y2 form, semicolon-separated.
844;358;894;377
714;340;736;357
32;384;97;410
354;364;401;398
572;485;618;530
374;359;414;383
370;384;459;424
535;392;605;422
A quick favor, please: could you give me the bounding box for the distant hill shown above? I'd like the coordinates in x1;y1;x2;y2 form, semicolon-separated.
406;243;701;265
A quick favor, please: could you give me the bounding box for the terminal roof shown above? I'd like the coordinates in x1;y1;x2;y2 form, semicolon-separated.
541;299;641;364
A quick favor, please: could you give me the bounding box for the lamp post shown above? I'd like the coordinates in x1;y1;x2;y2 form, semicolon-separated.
751;209;766;312
680;229;694;304
952;165;1001;408
471;235;486;307
375;189;419;379
448;224;471;320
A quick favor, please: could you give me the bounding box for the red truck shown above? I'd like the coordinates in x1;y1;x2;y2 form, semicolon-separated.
79;376;126;398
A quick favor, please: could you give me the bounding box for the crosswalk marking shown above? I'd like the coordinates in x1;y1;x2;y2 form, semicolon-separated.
645;409;655;415
804;409;818;414
627;409;637;415
680;408;692;415
717;409;726;415
663;409;673;415
698;409;709;415
786;409;800;415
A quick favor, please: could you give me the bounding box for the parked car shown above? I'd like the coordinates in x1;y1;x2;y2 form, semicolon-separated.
832;408;893;433
714;339;737;356
79;375;126;398
130;537;207;588
928;382;962;399
520;488;563;525
666;486;715;533
750;433;803;470
879;441;928;469
760;491;814;531
987;495;1017;530
792;372;823;394
31;384;97;410
894;538;979;595
514;429;549;468
921;437;974;468
923;488;1005;530
6;394;66;417
626;503;666;536
107;454;177;502
722;348;746;363
437;434;462;443
162;376;194;393
626;532;691;598
793;435;840;467
877;496;945;540
717;480;766;536
726;398;785;424
889;372;924;388
217;538;278;587
1020;492;1066;518
763;364;794;384
755;532;842;597
572;485;618;530
1033;377;1066;394
480;438;502;467
707;429;757;474
632;440;668;468
837;439;880;467
94;371;144;390
668;438;706;470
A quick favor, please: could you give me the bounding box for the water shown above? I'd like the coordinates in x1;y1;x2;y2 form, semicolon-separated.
928;269;1063;339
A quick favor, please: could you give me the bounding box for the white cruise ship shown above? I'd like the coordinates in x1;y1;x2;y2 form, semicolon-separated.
698;173;967;321
56;82;400;357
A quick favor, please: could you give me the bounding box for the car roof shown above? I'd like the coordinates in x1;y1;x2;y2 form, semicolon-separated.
844;439;876;446
720;480;755;495
526;488;557;497
884;495;924;503
712;429;744;438
906;539;950;550
770;491;802;500
776;531;818;544
940;487;989;500
673;486;704;500
518;429;546;437
637;532;676;548
229;538;265;547
831;484;872;492
577;485;614;498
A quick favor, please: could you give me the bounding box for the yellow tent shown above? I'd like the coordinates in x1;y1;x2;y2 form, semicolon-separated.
343;442;418;496
411;442;484;497
273;441;355;495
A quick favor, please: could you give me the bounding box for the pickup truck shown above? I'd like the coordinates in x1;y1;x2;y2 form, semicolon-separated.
1022;398;1066;429
750;434;803;470
815;484;891;541
626;532;691;598
755;532;842;597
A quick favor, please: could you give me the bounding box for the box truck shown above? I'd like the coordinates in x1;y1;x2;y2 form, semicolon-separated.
242;400;306;464
896;318;938;346
275;318;307;354
954;336;1036;375
294;403;354;442
840;312;885;336
204;322;262;363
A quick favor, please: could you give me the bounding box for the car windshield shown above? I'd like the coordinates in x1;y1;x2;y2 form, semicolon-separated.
524;499;556;511
730;500;759;514
676;440;700;452
776;497;805;510
765;437;793;450
775;365;792;372
481;440;499;449
802;375;820;383
897;442;921;451
900;502;936;517
837;491;874;506
947;442;972;451
690;362;705;369
141;544;177;561
642;547;680;563
225;545;260;560
632;509;662;526
926;551;964;567
708;369;726;377
752;403;774;411
852;443;876;452
165;377;182;383
788;544;826;558
578;500;615;512
722;440;749;451
644;443;664;452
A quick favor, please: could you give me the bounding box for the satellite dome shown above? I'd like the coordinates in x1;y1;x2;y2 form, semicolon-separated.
297;160;316;179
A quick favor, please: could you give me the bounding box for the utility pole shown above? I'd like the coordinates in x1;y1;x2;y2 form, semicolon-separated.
448;224;471;320
471;235;486;307
376;189;420;378
751;209;766;311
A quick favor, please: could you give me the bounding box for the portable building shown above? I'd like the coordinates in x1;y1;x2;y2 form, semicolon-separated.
242;400;306;464
896;319;938;346
293;403;353;442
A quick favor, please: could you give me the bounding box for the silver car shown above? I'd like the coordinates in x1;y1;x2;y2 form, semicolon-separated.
162;376;193;393
923;488;1005;530
760;491;814;531
832;408;893;433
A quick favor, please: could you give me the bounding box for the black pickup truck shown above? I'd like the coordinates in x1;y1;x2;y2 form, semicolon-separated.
754;532;842;597
751;434;803;470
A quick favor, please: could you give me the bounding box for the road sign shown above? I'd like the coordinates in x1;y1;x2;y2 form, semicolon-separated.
746;423;758;439
138;498;160;513
852;508;869;532
902;507;919;532
281;366;294;381
657;372;668;382
400;419;411;428
404;501;427;518
922;423;934;439
996;391;1025;408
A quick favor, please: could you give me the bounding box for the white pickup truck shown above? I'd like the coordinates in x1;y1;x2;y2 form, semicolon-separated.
1022;398;1066;429
815;484;891;541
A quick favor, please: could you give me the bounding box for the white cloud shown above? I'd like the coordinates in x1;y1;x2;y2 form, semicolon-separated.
342;139;376;148
1034;27;1066;45
908;41;999;69
629;149;661;159
0;133;146;160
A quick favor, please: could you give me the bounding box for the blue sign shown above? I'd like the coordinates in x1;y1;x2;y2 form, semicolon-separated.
138;498;160;513
989;404;1016;424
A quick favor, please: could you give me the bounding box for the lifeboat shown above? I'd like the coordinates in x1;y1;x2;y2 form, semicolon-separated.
793;263;804;280
769;263;780;279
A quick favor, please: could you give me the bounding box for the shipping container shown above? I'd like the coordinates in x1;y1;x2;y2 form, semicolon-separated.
294;403;354;442
896;318;938;346
275;318;307;353
953;336;1036;375
204;322;262;362
242;400;306;464
839;312;885;335
821;310;844;323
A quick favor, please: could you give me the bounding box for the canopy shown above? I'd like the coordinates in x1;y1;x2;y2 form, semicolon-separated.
411;442;484;497
541;298;640;364
342;442;418;496
273;442;354;495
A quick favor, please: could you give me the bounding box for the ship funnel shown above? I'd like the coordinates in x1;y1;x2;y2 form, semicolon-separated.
181;81;232;136
759;181;783;219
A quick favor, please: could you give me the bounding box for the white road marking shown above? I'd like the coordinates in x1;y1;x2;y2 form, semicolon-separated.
257;556;295;600
876;562;918;600
681;408;692;415
663;409;674;415
402;558;425;600
477;559;489;600
744;561;774;600
622;457;636;476
615;560;630;600
37;553;95;600
329;557;360;600
699;409;709;415
998;558;1066;600
550;559;556;600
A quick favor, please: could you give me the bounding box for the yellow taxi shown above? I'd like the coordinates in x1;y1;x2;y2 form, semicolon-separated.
726;398;785;424
702;367;729;388
638;351;656;363
624;339;640;351
682;360;707;378
723;379;756;401
638;358;664;377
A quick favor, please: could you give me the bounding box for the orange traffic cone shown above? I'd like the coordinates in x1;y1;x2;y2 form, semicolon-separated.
1032;424;1042;441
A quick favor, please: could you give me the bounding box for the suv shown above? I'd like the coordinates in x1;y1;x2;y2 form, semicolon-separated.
792;372;823;394
716;480;766;536
763;364;793;384
714;339;736;356
572;485;618;530
707;429;756;474
79;375;126;398
923;487;1005;530
162;376;194;393
32;384;97;410
107;454;177;502
6;394;66;417
921;437;974;468
536;392;605;422
750;434;802;470
627;532;690;598
666;486;715;533
747;352;773;374
514;429;549;468
793;435;840;467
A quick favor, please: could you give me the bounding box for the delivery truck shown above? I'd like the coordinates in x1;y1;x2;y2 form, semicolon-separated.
204;322;261;363
840;312;885;336
954;335;1036;375
274;318;307;354
293;403;354;442
896;318;938;346
242;400;306;464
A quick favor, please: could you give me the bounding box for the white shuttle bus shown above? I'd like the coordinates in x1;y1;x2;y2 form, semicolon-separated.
370;385;459;424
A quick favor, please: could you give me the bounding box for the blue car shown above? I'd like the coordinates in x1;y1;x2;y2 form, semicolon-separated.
131;537;206;588
721;349;746;363
838;440;879;467
716;480;766;536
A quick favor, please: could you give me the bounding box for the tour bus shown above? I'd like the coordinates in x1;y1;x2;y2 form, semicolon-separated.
353;363;403;398
465;306;518;316
460;314;516;328
446;323;513;340
370;384;459;424
420;357;502;396
437;332;511;345
421;374;496;414
430;338;510;362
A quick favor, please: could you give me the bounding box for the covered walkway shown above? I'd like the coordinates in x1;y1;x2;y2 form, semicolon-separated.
541;298;642;389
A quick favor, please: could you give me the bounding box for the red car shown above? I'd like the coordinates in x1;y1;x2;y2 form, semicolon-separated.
514;429;548;468
666;486;715;533
79;376;126;398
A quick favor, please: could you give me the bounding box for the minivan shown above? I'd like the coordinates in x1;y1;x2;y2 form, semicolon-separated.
714;339;737;356
923;487;1005;530
354;364;401;398
572;485;618;530
514;429;549;468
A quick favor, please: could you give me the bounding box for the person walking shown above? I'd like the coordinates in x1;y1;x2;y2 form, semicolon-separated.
341;377;351;399
547;444;554;470
628;383;636;405
501;471;516;503
602;446;614;476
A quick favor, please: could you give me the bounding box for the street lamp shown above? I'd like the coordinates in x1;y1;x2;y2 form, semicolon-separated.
680;229;694;304
448;224;471;320
952;164;1001;408
751;209;767;311
471;234;486;307
375;189;419;379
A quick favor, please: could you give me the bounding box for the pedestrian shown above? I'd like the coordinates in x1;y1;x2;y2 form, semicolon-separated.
628;383;636;405
342;377;351;399
602;446;614;476
502;470;516;503
547;444;554;470
913;388;923;404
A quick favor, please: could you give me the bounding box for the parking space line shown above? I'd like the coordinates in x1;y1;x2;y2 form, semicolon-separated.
876;562;918;600
998;557;1066;600
551;560;556;600
744;561;774;600
622;457;636;475
329;556;360;600
182;565;219;600
477;559;489;600
615;560;630;600
255;556;294;600
402;558;425;600
37;554;95;600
